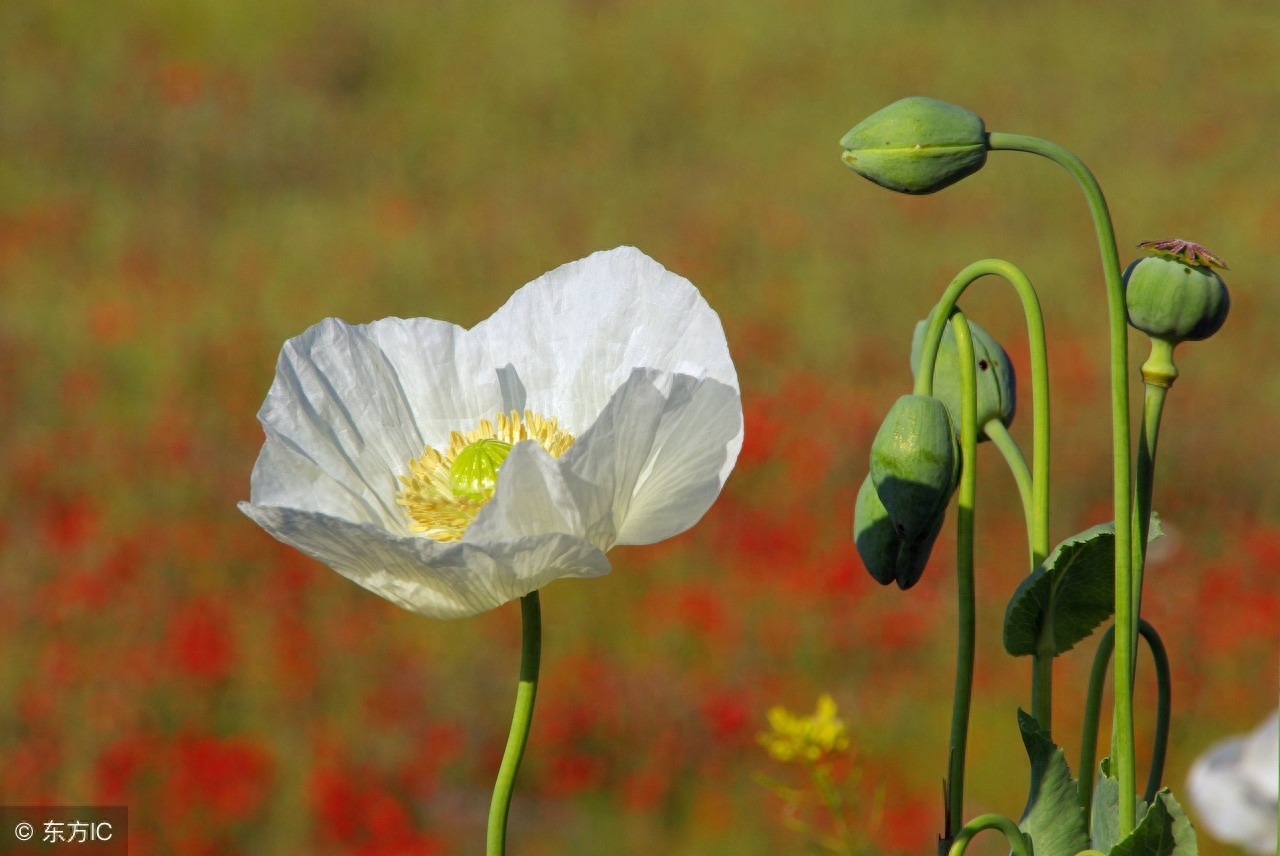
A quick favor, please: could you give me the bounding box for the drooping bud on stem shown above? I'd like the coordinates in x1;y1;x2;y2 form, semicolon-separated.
911;310;1016;440
854;394;960;589
840;97;988;195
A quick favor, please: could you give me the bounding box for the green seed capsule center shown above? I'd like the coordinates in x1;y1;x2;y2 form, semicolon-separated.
450;438;513;502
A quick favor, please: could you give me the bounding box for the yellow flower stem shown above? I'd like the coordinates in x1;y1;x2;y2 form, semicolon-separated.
987;131;1135;833
486;591;541;856
809;760;855;856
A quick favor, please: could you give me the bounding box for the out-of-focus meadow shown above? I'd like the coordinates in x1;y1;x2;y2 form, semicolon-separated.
2;1;1278;853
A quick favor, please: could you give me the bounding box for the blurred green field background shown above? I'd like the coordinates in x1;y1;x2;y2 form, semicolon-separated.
3;1;1278;853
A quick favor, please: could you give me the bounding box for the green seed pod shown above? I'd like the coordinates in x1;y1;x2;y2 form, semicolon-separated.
1123;242;1230;344
840;96;988;195
450;438;512;501
854;473;949;590
868;394;959;543
910;312;1016;441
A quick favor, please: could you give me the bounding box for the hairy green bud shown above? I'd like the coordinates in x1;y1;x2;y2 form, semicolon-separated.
840;97;988;195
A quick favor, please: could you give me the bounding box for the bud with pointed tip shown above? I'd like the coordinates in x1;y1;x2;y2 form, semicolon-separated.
854;473;951;590
910;311;1016;441
840;97;988;195
854;394;960;589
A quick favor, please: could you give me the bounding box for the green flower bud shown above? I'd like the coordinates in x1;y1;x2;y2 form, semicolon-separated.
910;312;1016;441
840;96;988;195
1123;239;1230;344
854;473;949;590
868;394;959;543
853;474;898;586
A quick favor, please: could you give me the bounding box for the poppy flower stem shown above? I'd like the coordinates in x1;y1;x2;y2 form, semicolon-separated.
915;257;1050;569
915;261;1049;835
945;309;979;838
486;591;542;856
988;131;1135;834
1129;380;1167;661
984;420;1033;546
944;813;1033;856
1077;618;1171;822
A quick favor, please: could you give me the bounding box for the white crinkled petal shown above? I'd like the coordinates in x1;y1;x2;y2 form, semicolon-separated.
479;246;739;435
609;373;742;545
360;316;511;451
490;368;673;551
249;437;379;527
253;318;427;533
238;502;610;620
1187;711;1279;855
464;368;741;552
464;440;589;544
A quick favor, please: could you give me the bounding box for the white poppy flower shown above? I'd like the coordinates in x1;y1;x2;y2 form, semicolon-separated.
239;246;743;620
1186;709;1279;854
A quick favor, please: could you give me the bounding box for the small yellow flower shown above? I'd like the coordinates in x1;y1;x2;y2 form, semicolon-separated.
758;694;851;763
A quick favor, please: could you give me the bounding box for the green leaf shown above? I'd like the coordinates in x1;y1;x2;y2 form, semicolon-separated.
1108;788;1196;856
1017;710;1091;856
1091;757;1148;853
1150;789;1197;856
1003;516;1164;657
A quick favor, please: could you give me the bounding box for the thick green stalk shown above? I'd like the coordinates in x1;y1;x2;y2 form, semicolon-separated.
942;310;979;838
1130;340;1172;658
945;814;1033;856
987;131;1134;833
915;258;1051;727
487;592;542;856
1078;619;1171;823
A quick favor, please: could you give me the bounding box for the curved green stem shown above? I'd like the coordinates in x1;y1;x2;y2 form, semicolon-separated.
1079;627;1111;816
985;419;1034;543
988;131;1134;833
915;258;1052;728
946;813;1033;856
487;592;542;856
1078;619;1171;824
943;310;979;838
1140;622;1172;803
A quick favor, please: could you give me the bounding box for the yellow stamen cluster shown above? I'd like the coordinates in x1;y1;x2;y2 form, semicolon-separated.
396;410;575;542
758;694;851;763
